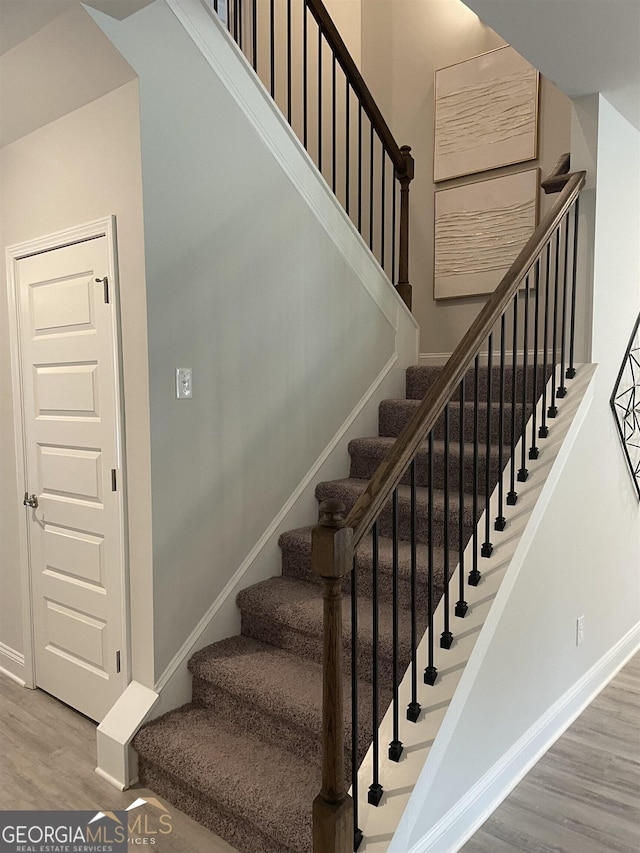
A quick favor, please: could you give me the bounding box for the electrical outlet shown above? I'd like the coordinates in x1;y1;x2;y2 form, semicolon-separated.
176;368;192;399
576;615;585;646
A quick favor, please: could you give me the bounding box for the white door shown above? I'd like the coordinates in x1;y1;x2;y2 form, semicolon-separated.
14;233;126;722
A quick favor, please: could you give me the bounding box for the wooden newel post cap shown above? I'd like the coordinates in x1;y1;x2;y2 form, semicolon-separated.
318;499;347;529
399;145;415;182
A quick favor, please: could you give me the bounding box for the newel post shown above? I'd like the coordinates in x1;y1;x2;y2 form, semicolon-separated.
397;144;415;310
312;498;354;853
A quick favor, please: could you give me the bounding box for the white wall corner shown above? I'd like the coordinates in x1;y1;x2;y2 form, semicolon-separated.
96;680;159;790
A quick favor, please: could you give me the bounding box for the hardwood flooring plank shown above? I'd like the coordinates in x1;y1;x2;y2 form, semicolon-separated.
0;678;238;853
463;653;640;853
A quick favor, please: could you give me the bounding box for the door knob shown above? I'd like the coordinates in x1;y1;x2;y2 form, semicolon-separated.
23;493;38;509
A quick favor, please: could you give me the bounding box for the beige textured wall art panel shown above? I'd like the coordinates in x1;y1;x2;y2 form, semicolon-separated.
434;45;539;182
434;168;539;299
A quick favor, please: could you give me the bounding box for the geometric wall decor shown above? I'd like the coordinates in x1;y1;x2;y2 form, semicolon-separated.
434;46;539;182
434;169;539;300
610;311;640;499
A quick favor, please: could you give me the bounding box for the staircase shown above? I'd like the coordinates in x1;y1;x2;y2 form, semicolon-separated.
132;362;538;853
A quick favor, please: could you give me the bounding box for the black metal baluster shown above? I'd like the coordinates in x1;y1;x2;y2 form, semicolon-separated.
518;276;530;482
369;124;374;251
286;0;292;124
237;0;242;50
345;80;350;216
469;355;482;585
380;149;386;271
539;242;551;438
567;198;580;380
351;554;363;851
455;378;468;617
407;459;421;721
317;27;322;173
389;489;403;761
303;4;308;149
530;259;541;459
251;0;257;71
357;106;362;233
548;227;560;418
482;335;493;556
507;295;519;505
441;405;453;647
557;213;570;398
391;167;397;285
331;54;336;193
269;0;275;98
368;523;383;805
495;314;507;531
213;0;218;15
425;431;438;684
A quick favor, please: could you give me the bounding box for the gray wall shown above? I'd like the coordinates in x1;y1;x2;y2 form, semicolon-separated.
91;0;417;679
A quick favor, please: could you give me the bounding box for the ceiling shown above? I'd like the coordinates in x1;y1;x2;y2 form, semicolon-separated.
0;0;154;57
463;0;640;129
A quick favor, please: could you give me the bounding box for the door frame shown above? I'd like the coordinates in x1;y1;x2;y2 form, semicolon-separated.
6;216;131;703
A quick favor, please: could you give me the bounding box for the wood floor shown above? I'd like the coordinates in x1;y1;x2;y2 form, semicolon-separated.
463;652;640;853
0;674;236;853
1;652;638;853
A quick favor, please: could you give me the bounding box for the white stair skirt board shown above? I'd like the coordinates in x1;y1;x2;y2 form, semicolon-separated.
96;681;159;790
352;363;598;853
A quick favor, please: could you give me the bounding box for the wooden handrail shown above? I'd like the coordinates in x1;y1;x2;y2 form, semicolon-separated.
305;0;406;173
345;169;586;550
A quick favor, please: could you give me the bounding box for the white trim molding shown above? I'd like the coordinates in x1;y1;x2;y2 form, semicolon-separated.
409;621;640;853
0;642;26;686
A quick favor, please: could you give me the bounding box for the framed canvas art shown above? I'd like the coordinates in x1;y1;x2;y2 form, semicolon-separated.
434;169;539;300
434;46;539;182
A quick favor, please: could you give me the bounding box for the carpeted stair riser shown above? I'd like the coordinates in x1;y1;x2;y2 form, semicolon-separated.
188;636;387;775
137;760;293;853
279;527;449;613
406;364;552;403
315;478;477;548
236;577;420;692
348;436;507;494
379;398;528;444
133;705;318;853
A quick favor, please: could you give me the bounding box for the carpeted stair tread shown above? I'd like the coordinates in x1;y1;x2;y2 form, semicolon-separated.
406;363;551;402
314;477;476;546
189;634;387;769
348;435;508;492
379;398;525;443
133;704;316;853
279;526;445;611
236;576;417;689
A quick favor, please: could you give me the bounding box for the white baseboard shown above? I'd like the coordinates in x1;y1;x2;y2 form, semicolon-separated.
410;621;640;853
0;642;26;685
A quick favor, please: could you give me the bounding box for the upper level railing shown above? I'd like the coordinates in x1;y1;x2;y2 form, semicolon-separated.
205;0;415;307
311;160;586;852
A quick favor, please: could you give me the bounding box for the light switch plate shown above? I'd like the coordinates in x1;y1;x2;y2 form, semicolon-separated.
176;368;192;399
